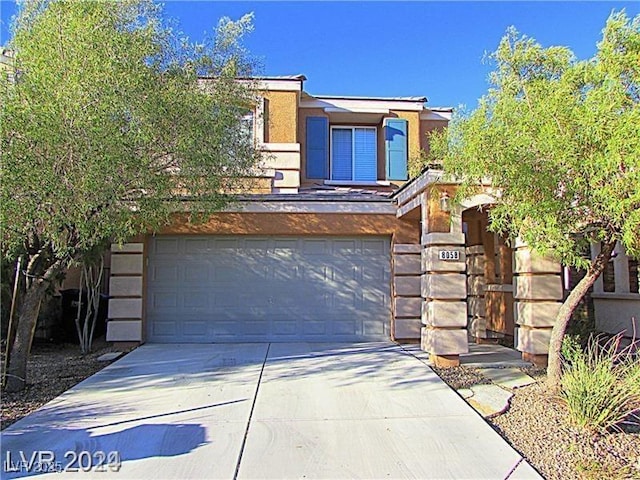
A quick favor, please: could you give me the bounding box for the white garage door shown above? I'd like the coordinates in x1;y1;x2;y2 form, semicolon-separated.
146;236;391;342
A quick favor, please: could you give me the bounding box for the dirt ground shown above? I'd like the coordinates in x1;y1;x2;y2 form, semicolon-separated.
435;366;640;480
1;337;129;430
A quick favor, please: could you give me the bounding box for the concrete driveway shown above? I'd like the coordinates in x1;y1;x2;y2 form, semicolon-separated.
1;343;541;479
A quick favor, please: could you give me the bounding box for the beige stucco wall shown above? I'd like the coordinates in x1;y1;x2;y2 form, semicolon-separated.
591;242;639;339
593;295;640;339
161;211;418;244
263;90;299;144
419;119;448;152
392;110;421;161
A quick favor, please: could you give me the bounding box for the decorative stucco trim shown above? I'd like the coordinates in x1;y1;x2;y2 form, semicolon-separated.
227;201;396;214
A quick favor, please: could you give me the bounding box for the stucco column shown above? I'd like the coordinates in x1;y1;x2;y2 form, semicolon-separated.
513;240;563;366
392;243;422;340
421;232;469;367
107;242;145;344
466;245;486;340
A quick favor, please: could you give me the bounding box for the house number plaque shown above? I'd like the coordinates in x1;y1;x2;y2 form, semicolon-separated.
438;250;460;261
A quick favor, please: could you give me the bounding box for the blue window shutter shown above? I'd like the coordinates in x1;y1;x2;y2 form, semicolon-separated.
331;128;353;180
353;128;377;181
385;118;408;180
306;117;328;179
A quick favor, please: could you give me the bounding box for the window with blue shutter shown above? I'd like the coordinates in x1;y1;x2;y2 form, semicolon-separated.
354;128;377;181
385;118;408;180
331;128;352;180
330;126;377;181
306;117;328;179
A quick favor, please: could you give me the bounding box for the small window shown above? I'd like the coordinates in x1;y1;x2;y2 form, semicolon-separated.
240;111;255;143
330;126;377;181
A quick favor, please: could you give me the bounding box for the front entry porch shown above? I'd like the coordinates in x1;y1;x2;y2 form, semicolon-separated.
393;170;564;367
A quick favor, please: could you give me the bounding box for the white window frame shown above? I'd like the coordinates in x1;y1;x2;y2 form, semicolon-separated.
240;97;266;145
241;111;255;143
329;125;377;182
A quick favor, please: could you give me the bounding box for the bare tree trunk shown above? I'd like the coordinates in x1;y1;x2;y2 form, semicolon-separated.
5;252;64;393
86;259;104;353
546;240;616;393
4;282;47;392
74;258;104;354
2;257;23;388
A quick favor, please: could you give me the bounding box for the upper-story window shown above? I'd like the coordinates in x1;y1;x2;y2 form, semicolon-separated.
330;126;377;181
305;116;408;182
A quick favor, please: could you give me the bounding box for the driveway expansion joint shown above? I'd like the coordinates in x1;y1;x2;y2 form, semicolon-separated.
233;342;271;480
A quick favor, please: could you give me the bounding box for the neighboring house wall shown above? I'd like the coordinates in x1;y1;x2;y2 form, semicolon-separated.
591;242;640;340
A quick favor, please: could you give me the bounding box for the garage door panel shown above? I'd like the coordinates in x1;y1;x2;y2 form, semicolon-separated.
149;291;178;309
302;239;329;255
154;238;179;254
333;239;357;253
184;265;210;282
147;236;391;342
151;320;177;337
150;265;179;283
184;238;209;254
183;292;208;309
183;320;207;336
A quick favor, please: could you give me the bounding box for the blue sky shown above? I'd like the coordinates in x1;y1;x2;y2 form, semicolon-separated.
2;1;639;109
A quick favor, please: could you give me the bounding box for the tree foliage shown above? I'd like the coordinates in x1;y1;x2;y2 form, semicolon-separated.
1;0;262;391
428;11;640;390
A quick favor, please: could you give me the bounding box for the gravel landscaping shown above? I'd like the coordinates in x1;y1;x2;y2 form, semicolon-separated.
434;365;640;480
2;342;639;479
0;338;130;430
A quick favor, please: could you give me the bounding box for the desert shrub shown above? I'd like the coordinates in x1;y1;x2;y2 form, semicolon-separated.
560;333;640;432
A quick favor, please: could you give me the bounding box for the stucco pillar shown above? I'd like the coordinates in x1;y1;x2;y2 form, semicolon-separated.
421;232;469;367
107;242;145;344
466;245;486;340
392;243;422;340
513;240;563;366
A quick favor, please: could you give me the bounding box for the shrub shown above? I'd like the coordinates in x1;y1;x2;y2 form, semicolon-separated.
560;333;640;432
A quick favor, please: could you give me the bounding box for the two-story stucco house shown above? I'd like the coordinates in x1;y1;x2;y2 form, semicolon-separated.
106;75;640;367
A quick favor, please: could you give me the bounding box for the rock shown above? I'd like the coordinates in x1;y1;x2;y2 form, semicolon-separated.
466;384;513;418
97;352;123;362
481;368;537;389
457;388;474;399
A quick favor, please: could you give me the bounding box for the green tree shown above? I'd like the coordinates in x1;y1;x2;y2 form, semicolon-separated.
429;12;640;391
1;0;262;392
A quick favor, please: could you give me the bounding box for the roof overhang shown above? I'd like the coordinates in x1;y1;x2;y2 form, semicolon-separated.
420;109;453;121
300;95;426;112
225;198;396;215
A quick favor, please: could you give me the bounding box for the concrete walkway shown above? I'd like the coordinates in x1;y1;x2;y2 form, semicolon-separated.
1;343;541;479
